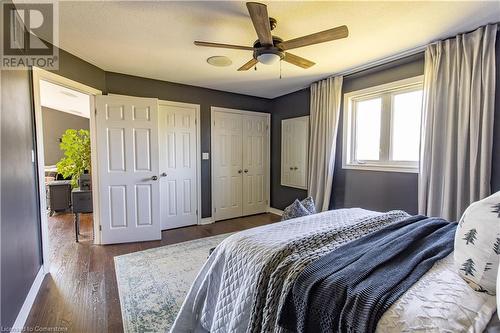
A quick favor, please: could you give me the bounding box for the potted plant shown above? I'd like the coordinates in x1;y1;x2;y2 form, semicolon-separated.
56;129;91;188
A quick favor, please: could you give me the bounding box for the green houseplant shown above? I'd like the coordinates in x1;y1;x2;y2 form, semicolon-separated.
56;129;91;188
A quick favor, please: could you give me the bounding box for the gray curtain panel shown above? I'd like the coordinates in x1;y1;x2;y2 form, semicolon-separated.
307;76;343;212
418;24;497;221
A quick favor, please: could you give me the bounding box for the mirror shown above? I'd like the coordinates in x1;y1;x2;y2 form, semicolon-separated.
281;116;309;189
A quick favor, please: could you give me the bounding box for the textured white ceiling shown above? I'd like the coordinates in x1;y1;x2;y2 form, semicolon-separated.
56;1;500;98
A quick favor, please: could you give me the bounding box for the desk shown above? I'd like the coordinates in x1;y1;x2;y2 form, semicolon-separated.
71;188;93;242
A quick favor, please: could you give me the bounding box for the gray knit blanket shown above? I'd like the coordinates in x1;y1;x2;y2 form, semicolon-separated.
278;215;457;333
246;210;410;333
171;209;410;333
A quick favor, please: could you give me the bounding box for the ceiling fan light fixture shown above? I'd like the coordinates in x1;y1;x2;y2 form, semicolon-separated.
257;53;281;65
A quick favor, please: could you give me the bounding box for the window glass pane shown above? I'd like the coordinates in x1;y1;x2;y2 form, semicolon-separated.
355;98;381;161
391;90;423;161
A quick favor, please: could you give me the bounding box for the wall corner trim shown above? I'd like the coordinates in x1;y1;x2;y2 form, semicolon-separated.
200;217;215;225
12;266;46;330
268;207;284;216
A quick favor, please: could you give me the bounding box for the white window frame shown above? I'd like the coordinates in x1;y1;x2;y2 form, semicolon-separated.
342;75;424;173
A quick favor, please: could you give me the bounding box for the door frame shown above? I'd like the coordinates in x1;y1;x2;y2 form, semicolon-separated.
159;100;202;226
210;106;270;221
32;67;103;272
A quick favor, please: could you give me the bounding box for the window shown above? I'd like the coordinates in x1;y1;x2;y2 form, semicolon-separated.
342;76;423;173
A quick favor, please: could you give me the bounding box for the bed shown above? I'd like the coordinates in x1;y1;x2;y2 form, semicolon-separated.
171;208;498;333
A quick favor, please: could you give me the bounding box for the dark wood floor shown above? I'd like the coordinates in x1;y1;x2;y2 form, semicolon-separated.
25;212;280;332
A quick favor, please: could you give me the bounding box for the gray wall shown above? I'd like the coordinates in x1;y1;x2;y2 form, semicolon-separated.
1;69;42;329
42;107;90;166
1;38;106;329
272;38;500;213
270;55;424;212
270;89;310;209
332;54;424;214
105;72;272;217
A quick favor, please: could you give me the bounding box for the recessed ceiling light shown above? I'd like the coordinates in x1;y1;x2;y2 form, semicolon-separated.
207;56;232;67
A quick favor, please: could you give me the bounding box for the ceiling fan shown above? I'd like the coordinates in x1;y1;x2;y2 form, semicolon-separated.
194;2;349;71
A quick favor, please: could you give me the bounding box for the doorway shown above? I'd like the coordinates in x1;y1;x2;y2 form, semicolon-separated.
32;67;102;272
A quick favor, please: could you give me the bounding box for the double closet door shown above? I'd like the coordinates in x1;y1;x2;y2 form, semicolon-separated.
212;108;270;221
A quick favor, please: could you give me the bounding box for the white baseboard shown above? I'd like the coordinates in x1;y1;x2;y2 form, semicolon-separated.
200;217;215;225
12;266;46;330
268;207;284;216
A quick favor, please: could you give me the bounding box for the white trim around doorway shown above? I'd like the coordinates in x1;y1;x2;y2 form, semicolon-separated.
32;67;103;274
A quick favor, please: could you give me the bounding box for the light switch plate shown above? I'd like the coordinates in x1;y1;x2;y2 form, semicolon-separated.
202;152;210;160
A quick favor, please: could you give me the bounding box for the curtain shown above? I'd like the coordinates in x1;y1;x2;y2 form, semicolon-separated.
308;76;343;211
418;24;497;221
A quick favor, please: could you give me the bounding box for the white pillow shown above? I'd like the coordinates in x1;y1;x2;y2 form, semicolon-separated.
377;254;496;333
454;191;500;295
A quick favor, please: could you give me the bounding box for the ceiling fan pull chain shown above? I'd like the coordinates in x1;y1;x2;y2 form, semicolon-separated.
279;59;282;79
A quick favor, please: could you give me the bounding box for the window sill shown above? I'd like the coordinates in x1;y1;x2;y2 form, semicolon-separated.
342;163;419;174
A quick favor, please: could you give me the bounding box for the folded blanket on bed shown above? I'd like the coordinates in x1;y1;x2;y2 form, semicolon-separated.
248;211;410;333
170;209;408;333
278;215;457;333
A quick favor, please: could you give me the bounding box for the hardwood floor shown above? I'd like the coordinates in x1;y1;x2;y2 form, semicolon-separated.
25;212;280;332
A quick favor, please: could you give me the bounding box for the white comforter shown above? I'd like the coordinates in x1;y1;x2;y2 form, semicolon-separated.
171;209;496;333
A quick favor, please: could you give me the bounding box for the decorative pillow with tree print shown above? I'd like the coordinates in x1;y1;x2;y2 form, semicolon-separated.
454;191;500;295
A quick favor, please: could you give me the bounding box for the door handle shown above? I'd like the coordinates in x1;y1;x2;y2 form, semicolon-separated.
293;167;298;170
290;167;293;170
244;169;248;173
151;175;158;181
160;172;167;177
238;170;243;174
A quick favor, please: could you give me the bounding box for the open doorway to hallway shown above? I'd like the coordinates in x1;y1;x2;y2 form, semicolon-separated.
32;67;102;274
39;79;94;243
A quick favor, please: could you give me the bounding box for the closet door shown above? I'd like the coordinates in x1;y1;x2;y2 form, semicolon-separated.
212;111;243;220
242;115;268;215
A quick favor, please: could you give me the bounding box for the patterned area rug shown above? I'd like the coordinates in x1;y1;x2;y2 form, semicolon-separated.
114;233;232;333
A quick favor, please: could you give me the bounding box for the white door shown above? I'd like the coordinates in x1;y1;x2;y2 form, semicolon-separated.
212;111;243;220
242;115;268;215
96;95;161;244
159;103;199;230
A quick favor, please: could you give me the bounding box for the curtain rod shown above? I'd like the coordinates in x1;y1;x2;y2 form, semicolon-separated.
334;44;427;78
319;22;500;81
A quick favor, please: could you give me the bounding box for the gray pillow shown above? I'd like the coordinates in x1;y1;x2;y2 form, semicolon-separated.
282;199;311;221
301;196;316;214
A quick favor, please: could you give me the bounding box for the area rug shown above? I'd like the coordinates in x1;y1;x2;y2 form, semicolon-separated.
114;233;232;333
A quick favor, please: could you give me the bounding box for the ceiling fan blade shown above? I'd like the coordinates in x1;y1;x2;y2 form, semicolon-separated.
246;2;273;46
280;25;348;50
238;58;258;71
283;52;315;69
194;41;254;51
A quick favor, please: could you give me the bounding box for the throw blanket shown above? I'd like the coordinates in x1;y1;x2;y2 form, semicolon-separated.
279;215;457;333
171;209;410;333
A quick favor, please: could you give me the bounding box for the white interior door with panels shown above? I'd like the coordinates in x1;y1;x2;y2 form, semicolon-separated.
212;111;243;220
212;107;270;221
159;101;200;230
96;95;161;244
242;115;268;215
